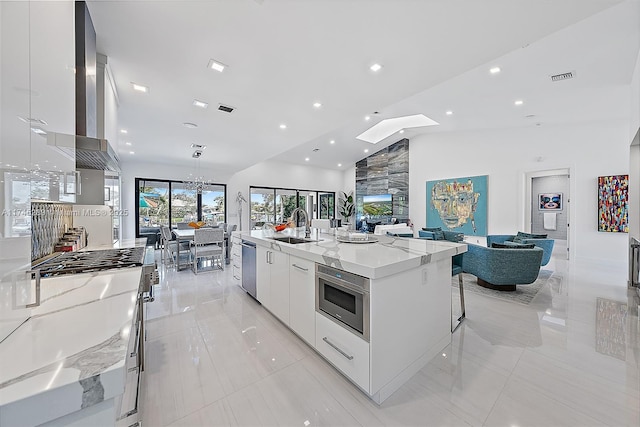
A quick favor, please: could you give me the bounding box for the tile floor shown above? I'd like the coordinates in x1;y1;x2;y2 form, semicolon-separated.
141;248;639;426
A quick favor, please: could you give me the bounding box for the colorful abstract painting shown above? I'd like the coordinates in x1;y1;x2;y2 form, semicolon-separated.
597;175;628;233
539;193;562;210
426;175;488;236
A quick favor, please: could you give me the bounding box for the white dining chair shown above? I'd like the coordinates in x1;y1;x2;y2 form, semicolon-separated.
189;228;225;274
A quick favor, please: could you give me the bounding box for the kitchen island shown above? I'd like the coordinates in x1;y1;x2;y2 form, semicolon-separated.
0;244;147;426
238;229;466;404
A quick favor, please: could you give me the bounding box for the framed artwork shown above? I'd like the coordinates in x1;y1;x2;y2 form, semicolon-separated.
539;193;562;210
597;175;628;233
426;175;488;236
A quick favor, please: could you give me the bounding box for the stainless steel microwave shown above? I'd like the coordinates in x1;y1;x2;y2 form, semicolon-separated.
316;264;370;342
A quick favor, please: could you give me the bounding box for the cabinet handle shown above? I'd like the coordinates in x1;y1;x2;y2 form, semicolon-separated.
292;264;309;272
26;270;41;308
322;337;354;360
266;251;271;264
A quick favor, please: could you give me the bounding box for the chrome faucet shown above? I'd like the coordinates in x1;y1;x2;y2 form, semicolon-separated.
291;207;311;238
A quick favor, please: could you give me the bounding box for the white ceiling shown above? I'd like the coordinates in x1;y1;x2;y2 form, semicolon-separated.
86;0;639;179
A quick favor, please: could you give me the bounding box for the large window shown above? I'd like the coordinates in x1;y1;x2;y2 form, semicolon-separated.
250;186;335;229
135;178;226;237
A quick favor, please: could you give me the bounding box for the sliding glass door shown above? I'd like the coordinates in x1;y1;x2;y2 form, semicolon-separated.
250;188;274;230
135;178;226;238
138;180;170;230
249;186;335;229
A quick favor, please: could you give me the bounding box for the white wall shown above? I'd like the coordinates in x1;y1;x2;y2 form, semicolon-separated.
226;159;344;232
409;120;630;266
630;45;640;141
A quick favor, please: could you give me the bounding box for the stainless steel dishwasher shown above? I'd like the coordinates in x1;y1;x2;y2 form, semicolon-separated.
241;240;257;299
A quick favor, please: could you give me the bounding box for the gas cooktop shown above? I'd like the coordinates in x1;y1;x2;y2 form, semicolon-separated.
35;247;146;277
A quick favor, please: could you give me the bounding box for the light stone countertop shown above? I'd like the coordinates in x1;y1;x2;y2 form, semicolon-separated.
0;267;143;426
237;229;467;279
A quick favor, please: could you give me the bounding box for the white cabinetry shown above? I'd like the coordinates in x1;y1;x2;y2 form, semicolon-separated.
256;246;290;324
230;234;242;287
316;312;370;392
289;256;315;345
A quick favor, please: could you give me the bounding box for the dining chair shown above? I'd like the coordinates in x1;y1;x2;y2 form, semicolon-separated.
160;226;178;266
190;228;225;274
176;222;190;230
160;226;191;267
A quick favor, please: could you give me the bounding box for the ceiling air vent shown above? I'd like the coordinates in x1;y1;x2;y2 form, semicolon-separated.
218;104;234;113
550;71;574;82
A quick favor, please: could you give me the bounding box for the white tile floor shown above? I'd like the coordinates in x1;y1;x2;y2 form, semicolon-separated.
141;248;640;426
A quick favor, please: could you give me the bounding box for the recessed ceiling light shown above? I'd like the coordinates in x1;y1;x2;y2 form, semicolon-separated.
337;163;342;167
120;129;128;134
329;140;335;144
208;59;226;72
514;100;524;106
370;63;382;72
399;129;405;134
129;151;135;155
445;111;453;116
183;122;198;128
313;102;322;108
489;66;501;74
279;124;287;129
125;142;132;146
193;99;209;108
131;82;149;93
305;157;310;162
191;143;206;149
364;149;369;153
357;114;439;144
364;115;371;121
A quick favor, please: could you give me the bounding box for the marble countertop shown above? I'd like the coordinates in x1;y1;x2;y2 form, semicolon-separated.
237;229;466;279
0;267;142;426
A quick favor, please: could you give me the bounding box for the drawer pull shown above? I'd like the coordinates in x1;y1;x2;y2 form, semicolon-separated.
322;337;354;360
292;264;309;272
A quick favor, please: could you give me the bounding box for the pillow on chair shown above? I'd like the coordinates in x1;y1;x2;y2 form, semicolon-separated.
422;227;445;240
513;231;548;243
491;242;536;249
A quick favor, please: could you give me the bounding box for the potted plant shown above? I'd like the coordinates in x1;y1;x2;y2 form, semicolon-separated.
338;191;354;228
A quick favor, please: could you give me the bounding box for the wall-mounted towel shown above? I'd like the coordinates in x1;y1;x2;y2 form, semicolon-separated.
543;212;557;230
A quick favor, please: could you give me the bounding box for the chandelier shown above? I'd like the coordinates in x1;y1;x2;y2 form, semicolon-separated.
184;146;210;194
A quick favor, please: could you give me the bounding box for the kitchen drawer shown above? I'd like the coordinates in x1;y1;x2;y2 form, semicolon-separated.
232;264;242;286
316;312;370;392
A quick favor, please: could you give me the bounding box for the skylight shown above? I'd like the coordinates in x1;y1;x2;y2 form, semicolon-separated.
356;114;439;144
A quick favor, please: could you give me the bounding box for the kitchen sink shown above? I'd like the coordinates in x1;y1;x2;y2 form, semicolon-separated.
270;236;320;244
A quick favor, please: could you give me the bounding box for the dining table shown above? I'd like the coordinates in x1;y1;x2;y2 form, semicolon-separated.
172;227;230;271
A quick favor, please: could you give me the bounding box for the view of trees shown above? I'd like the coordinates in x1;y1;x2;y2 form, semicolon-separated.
138;181;225;229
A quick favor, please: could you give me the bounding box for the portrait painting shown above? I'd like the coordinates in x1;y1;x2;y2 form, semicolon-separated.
426;175;488;236
539;193;562;210
597;175;628;233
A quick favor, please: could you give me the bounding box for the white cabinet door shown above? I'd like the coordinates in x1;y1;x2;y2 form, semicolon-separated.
289;256;315;345
268;250;289;325
0;2;33;342
256;246;271;309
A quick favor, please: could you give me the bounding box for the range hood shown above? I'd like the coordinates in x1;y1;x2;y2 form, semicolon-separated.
76;135;121;172
74;2;120;173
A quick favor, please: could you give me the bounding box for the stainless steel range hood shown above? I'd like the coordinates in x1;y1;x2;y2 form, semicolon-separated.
75;135;121;172
74;2;120;173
